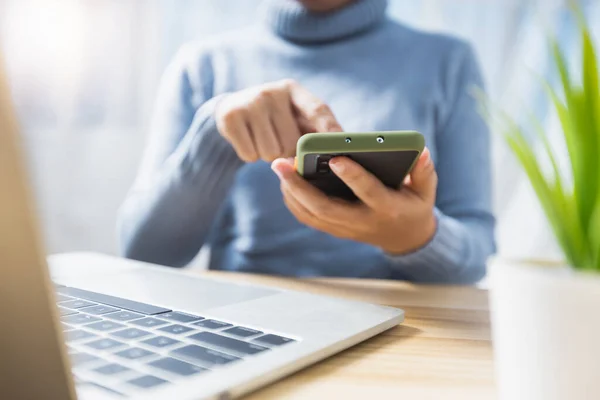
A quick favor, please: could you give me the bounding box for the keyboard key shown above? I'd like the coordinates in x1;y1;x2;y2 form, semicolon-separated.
104;311;143;322
171;345;240;367
66;330;97;342
141;336;181;349
130;317;169;328
148;357;207;376
58;307;78;317
189;332;268;356
192;319;232;330
114;347;156;360
158;324;195;335
56;294;73;303
223;326;263;338
110;328;152;340
84;338;125;351
57;287;171;315
60;299;97;309
81;305;119;315
127;375;169;389
253;334;296;346
157;312;203;323
62;314;101;325
85;320;125;332
70;352;101;366
93;363;131;376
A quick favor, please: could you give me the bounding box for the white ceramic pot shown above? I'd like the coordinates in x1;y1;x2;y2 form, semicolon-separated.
489;259;600;400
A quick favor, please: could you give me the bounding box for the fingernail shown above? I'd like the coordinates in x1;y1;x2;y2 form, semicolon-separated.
421;150;431;167
328;124;343;133
329;158;345;174
271;163;284;180
272;159;296;180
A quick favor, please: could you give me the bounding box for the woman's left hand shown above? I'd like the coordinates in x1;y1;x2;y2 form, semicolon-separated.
271;148;438;255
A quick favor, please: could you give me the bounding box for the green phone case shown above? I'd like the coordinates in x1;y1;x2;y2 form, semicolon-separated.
296;131;425;200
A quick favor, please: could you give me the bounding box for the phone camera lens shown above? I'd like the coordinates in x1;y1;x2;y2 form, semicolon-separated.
376;136;384;143
345;137;351;143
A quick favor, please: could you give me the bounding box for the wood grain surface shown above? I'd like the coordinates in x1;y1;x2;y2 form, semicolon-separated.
201;271;496;400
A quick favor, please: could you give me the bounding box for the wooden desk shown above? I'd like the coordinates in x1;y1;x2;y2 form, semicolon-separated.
202;271;496;400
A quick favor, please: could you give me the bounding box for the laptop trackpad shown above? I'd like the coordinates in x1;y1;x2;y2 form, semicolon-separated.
66;268;279;312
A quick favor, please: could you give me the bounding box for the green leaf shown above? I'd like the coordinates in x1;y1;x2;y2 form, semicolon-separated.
500;115;584;266
550;37;572;106
571;90;598;234
549;20;599;252
541;81;576;180
482;5;600;271
528;112;563;194
526;113;588;265
590;197;600;270
581;24;600;267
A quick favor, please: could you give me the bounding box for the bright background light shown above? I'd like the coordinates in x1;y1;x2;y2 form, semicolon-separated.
0;0;598;267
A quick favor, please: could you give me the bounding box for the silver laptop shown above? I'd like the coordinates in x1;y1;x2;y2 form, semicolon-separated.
0;54;403;399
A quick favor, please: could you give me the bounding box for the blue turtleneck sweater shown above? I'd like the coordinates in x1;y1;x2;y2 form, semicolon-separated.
118;0;496;283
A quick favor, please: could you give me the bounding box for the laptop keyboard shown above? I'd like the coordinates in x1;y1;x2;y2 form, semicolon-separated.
55;285;297;397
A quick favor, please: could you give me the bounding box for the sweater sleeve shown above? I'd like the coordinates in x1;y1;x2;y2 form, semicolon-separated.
386;43;496;284
117;47;243;267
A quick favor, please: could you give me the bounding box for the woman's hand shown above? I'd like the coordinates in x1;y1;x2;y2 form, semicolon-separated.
271;148;438;254
215;79;342;162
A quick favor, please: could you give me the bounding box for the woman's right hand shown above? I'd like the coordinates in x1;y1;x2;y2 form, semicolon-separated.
215;79;342;162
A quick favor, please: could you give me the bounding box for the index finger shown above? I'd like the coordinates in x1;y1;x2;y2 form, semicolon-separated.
286;80;343;133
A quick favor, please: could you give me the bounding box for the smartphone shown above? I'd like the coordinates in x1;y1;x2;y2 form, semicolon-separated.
296;131;425;201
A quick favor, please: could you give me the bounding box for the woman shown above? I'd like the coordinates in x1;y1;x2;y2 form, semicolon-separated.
118;0;495;283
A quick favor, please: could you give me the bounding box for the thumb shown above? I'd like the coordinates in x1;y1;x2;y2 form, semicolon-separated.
287;80;342;132
407;148;437;201
270;157;296;180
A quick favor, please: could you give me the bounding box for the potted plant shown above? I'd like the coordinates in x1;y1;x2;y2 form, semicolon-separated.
485;9;600;400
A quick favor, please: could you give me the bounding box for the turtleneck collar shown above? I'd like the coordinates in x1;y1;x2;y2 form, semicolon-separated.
260;0;388;44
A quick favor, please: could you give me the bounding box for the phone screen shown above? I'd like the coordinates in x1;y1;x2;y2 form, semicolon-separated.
302;150;419;200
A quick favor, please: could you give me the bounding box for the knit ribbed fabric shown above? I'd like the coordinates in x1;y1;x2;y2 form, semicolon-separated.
118;0;496;283
260;0;388;43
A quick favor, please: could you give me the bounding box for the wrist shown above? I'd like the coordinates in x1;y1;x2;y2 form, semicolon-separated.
383;209;437;255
